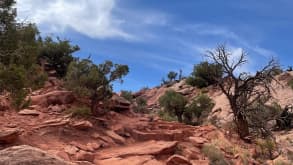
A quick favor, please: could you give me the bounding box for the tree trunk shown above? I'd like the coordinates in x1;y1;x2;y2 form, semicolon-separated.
177;115;183;123
91;93;98;115
236;114;250;139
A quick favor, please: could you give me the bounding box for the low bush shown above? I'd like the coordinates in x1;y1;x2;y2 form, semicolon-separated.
186;61;223;88
158;110;177;122
133;97;148;113
183;94;214;125
255;138;277;160
67;106;92;118
120;90;133;102
202;144;229;165
159;90;187;122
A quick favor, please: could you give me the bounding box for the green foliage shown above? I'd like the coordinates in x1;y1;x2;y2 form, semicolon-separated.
202;144;229;165
133;97;147;113
255;138;277;160
167;71;178;82
246;102;282;137
38;37;79;77
159;90;187;122
67;106;92;118
65;59;129;113
186;61;223;88
120;90;133;102
27;65;48;90
183;94;214;125
158;110;177;121
0;2;50;109
0;65;28;109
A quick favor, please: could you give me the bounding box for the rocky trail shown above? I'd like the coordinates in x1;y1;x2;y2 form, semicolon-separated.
0;91;249;165
0;73;293;164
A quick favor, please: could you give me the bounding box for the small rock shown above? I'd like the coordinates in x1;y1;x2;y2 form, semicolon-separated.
18;109;40;116
86;142;102;152
166;155;192;165
48;105;66;113
74;150;95;162
189;137;208;147
190;160;209;165
105;130;126;144
72;121;93;130
64;145;79;155
0;128;20;144
57;151;70;161
6;123;18;128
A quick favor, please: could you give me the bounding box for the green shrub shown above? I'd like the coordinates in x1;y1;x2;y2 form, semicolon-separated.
202;144;229;165
159;90;187;122
133;97;148;113
120;90;133;102
158;110;177;122
0;65;29;110
186;61;223;88
246;102;282;137
38;37;79;78
65;59;129;114
255;138;277;160
183;94;214;125
67;106;92;118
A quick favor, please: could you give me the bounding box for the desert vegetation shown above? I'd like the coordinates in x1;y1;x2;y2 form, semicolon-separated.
0;1;292;165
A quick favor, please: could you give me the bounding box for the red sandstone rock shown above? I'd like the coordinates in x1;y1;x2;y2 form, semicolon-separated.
166;155;192;165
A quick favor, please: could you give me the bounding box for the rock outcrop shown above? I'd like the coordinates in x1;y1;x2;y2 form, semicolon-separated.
0;128;20;144
0;145;73;165
30;90;75;107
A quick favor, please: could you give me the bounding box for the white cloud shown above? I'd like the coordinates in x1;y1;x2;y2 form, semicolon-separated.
16;0;134;39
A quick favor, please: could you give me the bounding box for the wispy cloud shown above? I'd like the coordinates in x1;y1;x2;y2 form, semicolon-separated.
17;0;134;39
17;0;169;41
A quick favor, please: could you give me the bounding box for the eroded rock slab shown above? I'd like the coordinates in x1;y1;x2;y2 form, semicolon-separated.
18;109;40;116
105;130;126;144
0;128;20;144
0;145;73;165
30;90;75;107
72;121;93;130
95;155;159;165
96;140;178;159
166;155;192;165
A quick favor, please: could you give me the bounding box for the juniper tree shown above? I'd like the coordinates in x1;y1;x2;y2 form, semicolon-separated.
207;45;279;139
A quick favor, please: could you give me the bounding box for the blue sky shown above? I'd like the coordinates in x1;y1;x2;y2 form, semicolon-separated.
17;0;293;91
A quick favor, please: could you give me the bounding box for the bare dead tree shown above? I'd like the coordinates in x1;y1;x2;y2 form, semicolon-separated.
207;45;279;139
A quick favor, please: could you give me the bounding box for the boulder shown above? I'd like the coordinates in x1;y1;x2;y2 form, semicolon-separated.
110;95;131;111
30;90;75;107
0;128;20;144
18;109;40;116
166;155;192;165
72;121;93;130
0;145;73;165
